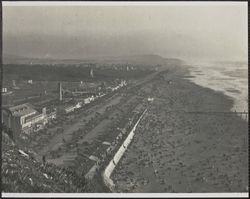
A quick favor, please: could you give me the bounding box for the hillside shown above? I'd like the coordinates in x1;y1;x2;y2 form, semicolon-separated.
1;132;93;193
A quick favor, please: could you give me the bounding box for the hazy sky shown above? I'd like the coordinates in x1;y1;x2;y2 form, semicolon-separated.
3;3;248;62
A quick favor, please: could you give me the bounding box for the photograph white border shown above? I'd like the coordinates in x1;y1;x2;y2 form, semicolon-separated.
1;1;248;198
2;1;247;7
2;193;249;198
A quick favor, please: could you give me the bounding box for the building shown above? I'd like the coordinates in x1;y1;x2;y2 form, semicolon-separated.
36;106;57;121
12;80;20;90
2;103;47;137
46;109;57;120
64;105;75;114
75;102;82;109
2;88;7;93
147;97;154;102
72;91;96;97
57;102;82;115
2;87;12;96
108;80;127;92
83;96;95;104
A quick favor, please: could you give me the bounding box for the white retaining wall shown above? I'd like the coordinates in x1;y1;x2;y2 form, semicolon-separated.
103;109;147;191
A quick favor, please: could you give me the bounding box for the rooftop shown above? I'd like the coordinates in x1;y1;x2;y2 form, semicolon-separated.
9;103;37;117
25;112;44;123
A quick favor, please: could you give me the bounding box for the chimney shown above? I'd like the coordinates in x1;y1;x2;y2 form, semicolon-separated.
58;82;62;101
90;68;94;78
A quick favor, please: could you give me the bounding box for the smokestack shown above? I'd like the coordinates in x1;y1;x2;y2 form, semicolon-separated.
90;68;94;78
58;82;62;101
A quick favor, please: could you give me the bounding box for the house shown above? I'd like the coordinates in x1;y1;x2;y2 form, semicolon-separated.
148;97;154;102
83;96;95;105
64;105;75;114
2;103;47;137
75;102;82;109
2;88;7;93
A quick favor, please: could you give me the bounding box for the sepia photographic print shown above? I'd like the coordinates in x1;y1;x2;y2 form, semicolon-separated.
1;1;248;198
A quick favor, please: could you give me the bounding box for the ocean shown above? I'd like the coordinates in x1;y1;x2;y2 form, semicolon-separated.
186;61;248;117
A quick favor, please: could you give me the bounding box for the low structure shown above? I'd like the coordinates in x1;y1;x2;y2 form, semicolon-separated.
83;96;95;105
39;106;57;121
2;103;47;136
108;80;127;92
64;105;75;114
57;102;82;115
2;88;7;93
148;97;154;102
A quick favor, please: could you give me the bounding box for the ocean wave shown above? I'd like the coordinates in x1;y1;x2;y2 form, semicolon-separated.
185;62;248;115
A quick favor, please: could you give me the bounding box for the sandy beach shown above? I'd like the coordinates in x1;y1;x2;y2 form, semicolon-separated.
111;65;248;193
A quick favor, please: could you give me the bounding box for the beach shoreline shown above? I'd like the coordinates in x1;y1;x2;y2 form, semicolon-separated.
110;64;248;193
184;62;248;116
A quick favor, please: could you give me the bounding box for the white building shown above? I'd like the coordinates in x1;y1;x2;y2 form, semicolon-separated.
84;96;95;104
64;105;75;114
75;102;82;109
2;88;7;93
148;97;154;102
2;103;47;136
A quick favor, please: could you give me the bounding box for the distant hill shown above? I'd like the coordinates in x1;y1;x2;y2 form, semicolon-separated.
89;54;183;67
3;54;60;65
3;53;183;66
85;54;170;65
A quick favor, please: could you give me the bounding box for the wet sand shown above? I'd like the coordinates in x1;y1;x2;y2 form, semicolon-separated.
111;66;248;193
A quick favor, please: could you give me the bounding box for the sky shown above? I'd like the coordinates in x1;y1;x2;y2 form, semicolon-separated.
2;3;248;62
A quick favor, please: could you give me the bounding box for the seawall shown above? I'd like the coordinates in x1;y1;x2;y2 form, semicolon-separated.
102;108;147;191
